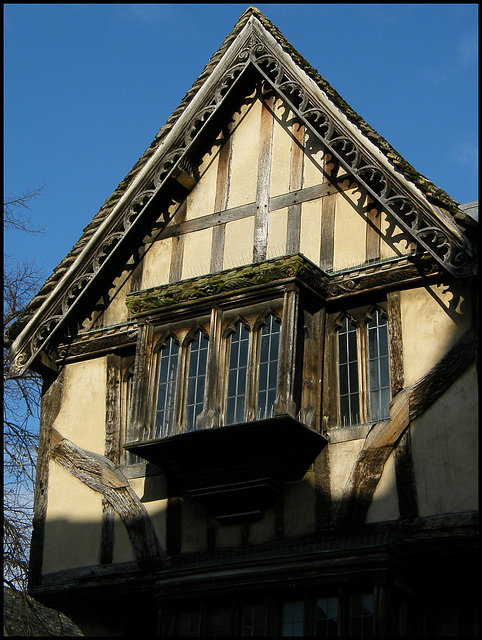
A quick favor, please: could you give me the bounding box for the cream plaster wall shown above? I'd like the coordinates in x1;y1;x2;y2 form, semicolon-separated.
302;137;324;189
267;207;288;258
332;189;366;271
410;364;478;517
103;271;131;327
400;283;471;387
181;500;208;553
269;101;292;198
141;236;172;290
329;438;365;502
227;99;261;209
186;148;219;220
43;462;103;574
52;358;106;454
379;211;412;260
366;451;400;523
300;199;322;265
223;216;255;269
181;227;213;280
283;473;316;537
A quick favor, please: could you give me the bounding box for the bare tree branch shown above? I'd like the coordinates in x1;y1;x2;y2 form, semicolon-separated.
4;183;46;234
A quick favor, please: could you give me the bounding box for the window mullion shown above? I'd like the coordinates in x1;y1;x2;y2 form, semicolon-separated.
359;323;369;424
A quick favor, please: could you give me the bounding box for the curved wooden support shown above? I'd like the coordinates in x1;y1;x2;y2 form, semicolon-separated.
49;429;163;560
335;328;475;525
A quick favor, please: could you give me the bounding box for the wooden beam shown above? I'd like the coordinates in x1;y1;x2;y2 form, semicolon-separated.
50;428;163;559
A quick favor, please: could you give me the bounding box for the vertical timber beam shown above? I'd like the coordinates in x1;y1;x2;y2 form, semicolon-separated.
253;96;274;263
286;121;304;254
274;284;299;417
211;134;232;272
129;321;155;442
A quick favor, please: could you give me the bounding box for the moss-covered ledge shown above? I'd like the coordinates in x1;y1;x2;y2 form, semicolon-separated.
126;253;328;316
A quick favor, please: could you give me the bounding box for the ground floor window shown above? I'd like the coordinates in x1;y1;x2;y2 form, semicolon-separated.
166;588;376;637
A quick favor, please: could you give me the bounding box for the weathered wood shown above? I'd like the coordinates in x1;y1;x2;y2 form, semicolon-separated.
105;354;122;465
320;192;336;271
100;498;115;565
128;322;155;442
169;200;187;283
394;429;419;520
286;122;304;254
197;307;223;429
365;200;381;262
253;97;274;263
387;290;404;397
50;429;163;559
28;370;64;589
210;134;232;272
314;445;333;529
300;308;324;429
274;285;299;417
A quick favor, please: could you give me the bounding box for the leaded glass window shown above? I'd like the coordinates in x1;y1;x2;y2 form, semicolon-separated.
315;596;339;637
155;337;179;438
257;314;280;420
281;600;304;636
226;321;250;425
367;309;391;420
185;330;208;431
241;603;265;637
349;593;374;637
337;316;360;426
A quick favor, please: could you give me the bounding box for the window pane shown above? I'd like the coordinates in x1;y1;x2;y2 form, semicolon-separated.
338;316;360;426
315;596;338;637
226;323;250;425
178;610;200;637
185;331;208;431
367;310;391;421
155;338;179;438
257;315;280;420
349;593;374;637
208;607;232;636
282;601;304;636
241;604;265;637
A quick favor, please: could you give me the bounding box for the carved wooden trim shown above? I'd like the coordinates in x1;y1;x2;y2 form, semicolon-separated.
50;429;163;559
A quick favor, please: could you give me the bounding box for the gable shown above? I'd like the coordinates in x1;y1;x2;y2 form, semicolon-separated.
6;6;476;378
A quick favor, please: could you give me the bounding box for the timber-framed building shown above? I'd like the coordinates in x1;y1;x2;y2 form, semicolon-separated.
6;7;478;636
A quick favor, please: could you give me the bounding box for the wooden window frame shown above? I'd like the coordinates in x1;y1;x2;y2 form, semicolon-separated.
324;301;391;429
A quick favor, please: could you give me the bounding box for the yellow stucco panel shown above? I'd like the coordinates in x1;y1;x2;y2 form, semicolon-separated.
400;283;472;387
410;364;478;517
43;462;103;574
186;146;219;221
300;199;322;265
267;207;288;259
51;358;106;454
366;451;400;523
332;188;366;271
227;98;261;209
181;226;213;280
223;216;255;269
269;99;292;198
141;236;172;290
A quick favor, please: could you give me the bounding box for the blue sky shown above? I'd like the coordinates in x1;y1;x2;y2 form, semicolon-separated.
4;3;478;283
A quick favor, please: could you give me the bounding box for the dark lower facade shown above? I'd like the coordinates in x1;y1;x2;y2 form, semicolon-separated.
29;515;478;637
